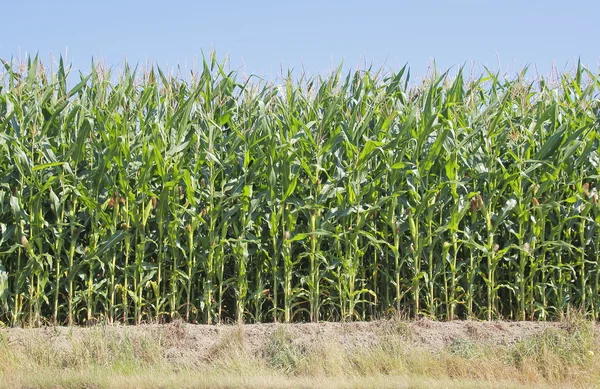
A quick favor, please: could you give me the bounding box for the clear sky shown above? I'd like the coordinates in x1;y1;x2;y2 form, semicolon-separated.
1;0;598;78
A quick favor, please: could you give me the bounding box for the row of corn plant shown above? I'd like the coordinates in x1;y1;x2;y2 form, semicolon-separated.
0;55;599;326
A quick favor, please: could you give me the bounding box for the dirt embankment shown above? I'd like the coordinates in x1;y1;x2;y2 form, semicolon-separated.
2;319;586;363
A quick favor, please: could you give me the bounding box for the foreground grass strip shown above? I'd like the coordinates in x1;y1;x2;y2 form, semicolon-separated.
0;370;555;389
0;319;598;388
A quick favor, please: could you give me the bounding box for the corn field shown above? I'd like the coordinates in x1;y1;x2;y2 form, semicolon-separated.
0;55;599;326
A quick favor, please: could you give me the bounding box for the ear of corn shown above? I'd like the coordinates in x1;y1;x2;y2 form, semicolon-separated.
0;55;599;325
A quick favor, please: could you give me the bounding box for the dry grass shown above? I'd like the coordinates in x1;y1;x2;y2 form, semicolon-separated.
0;318;598;389
0;370;550;389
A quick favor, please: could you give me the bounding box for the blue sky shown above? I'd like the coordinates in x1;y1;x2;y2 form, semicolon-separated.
1;1;598;78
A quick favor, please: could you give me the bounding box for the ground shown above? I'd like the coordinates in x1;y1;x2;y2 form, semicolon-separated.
1;318;598;388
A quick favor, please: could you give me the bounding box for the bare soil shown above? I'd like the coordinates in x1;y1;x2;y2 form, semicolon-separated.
1;319;587;364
